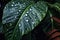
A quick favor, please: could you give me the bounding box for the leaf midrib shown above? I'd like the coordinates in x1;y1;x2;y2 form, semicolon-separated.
10;3;34;40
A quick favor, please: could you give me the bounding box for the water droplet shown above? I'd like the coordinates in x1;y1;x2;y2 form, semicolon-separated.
19;10;21;12
11;4;14;6
30;8;32;11
5;7;7;9
24;3;25;4
19;24;21;26
26;20;28;22
32;22;35;24
25;14;28;16
27;12;29;13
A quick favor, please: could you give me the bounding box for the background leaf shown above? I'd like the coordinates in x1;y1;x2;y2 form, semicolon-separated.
53;3;60;12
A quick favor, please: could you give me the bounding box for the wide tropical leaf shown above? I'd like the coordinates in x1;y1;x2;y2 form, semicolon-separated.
2;0;48;40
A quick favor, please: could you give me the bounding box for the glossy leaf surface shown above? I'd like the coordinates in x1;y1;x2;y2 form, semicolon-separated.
2;0;48;40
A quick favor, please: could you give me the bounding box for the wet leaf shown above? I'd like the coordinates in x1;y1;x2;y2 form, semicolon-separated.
2;0;48;40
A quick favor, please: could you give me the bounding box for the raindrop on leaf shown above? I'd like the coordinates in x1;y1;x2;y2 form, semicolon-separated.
26;20;28;22
30;8;32;11
19;10;21;12
19;24;21;26
11;4;14;6
32;22;35;24
27;12;29;13
25;14;28;16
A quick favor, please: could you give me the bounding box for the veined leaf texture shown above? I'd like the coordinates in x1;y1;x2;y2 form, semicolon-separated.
1;0;60;40
2;0;48;40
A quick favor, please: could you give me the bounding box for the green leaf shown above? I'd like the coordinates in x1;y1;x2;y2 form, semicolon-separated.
53;3;60;12
48;3;60;12
2;0;48;40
